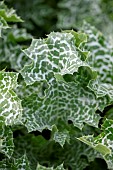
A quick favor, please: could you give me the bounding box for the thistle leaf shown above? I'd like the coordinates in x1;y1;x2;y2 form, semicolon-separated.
0;72;22;126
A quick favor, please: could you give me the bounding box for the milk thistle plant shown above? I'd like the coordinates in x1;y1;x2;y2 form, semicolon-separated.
0;1;113;170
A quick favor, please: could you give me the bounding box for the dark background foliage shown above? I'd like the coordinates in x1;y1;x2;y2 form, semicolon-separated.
5;0;113;40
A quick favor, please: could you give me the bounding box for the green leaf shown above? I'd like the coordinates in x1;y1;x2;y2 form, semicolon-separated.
78;119;113;169
0;72;22;126
5;0;56;37
0;1;23;22
63;30;87;47
13;135;49;169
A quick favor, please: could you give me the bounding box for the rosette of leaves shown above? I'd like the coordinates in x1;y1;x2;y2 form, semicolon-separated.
1;1;113;169
20;31;101;134
14;28;101;168
19;22;113;169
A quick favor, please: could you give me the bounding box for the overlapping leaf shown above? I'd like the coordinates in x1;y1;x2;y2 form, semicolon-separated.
0;154;64;170
20;31;113;146
1;1;113;169
0;2;31;72
83;22;113;84
73;23;113;169
5;0;57;38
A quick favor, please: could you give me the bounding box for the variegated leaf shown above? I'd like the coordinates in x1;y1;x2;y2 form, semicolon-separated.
78;119;113;169
83;22;113;84
82;23;113;102
0;72;22;126
0;117;14;158
21;80;101;132
21;32;90;85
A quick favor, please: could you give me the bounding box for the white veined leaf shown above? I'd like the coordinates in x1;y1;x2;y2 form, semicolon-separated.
21;31;90;85
0;117;14;158
0;72;22;126
78;119;113;169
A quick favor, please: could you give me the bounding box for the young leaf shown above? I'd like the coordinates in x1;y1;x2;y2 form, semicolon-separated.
0;1;23;22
